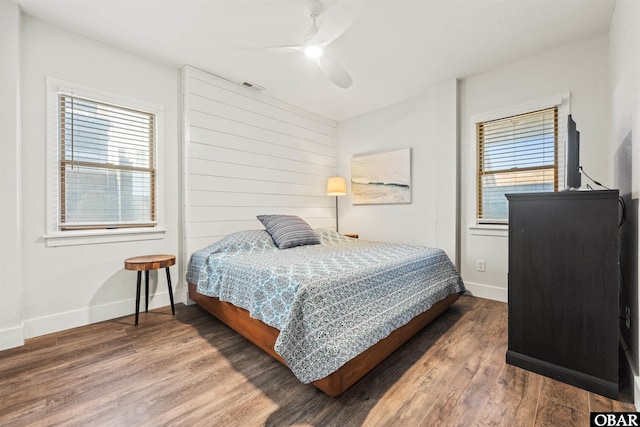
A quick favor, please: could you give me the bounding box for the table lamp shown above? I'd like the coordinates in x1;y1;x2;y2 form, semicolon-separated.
326;176;347;232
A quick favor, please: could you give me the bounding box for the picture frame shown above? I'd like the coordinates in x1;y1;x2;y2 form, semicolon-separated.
351;148;412;205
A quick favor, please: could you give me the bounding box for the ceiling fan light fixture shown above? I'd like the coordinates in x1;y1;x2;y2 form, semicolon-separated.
303;45;324;58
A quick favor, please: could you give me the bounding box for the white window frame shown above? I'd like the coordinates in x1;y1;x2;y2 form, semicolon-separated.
44;77;166;247
468;93;571;235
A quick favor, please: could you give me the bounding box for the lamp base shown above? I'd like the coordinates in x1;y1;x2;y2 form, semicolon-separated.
335;195;339;233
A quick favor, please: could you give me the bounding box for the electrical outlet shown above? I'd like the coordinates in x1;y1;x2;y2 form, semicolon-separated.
476;259;486;272
626;306;631;329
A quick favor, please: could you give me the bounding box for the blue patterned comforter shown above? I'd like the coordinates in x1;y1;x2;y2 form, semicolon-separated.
187;229;465;383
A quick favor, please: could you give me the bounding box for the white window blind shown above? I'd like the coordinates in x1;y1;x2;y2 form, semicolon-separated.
58;94;156;230
477;107;558;223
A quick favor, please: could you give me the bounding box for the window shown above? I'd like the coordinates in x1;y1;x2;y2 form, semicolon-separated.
45;78;165;246
58;94;156;230
477;107;558;223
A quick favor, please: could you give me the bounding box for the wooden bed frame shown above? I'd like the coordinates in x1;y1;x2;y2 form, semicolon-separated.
188;282;459;397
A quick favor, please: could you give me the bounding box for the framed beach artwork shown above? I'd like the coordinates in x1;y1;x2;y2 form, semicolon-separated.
351;148;412;205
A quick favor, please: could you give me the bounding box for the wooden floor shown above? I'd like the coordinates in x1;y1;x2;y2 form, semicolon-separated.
0;295;635;426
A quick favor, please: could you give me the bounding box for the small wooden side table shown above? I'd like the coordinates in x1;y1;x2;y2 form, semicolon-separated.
124;254;176;326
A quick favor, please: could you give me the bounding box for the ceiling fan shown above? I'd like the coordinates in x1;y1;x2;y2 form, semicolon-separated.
266;0;364;89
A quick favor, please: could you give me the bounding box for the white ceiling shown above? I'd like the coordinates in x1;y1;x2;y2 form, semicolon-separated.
15;0;615;121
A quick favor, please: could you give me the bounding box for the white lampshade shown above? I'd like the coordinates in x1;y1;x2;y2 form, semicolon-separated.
327;177;347;196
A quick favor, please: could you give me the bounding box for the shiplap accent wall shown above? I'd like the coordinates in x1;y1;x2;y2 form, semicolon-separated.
182;66;338;262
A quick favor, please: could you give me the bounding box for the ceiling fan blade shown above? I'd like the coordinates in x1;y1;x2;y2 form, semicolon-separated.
317;54;353;89
308;0;366;45
303;13;320;42
239;44;301;54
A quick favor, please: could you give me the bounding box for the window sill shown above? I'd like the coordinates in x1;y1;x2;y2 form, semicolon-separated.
43;227;166;247
468;224;508;237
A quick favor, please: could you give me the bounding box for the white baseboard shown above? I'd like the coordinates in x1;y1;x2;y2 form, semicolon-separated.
463;281;508;303
620;337;639;410
23;290;175;339
634;375;640;411
0;324;24;351
177;285;193;305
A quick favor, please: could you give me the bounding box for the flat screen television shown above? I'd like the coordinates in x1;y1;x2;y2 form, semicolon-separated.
566;114;581;190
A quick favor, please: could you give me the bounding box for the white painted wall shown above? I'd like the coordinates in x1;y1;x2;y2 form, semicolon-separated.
609;0;640;408
337;79;459;264
182;66;338;285
459;35;610;302
610;1;640;156
0;0;23;350
12;14;181;342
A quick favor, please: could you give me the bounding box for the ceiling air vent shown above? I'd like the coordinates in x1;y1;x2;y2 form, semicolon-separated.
240;81;265;92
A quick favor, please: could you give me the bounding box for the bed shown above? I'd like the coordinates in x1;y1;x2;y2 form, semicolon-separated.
186;223;465;397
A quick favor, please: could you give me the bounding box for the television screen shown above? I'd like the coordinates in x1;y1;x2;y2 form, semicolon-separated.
566;115;581;189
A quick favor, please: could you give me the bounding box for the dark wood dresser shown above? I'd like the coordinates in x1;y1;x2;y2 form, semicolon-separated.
506;190;620;398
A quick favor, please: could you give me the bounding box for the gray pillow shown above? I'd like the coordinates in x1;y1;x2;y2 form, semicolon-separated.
256;215;321;249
